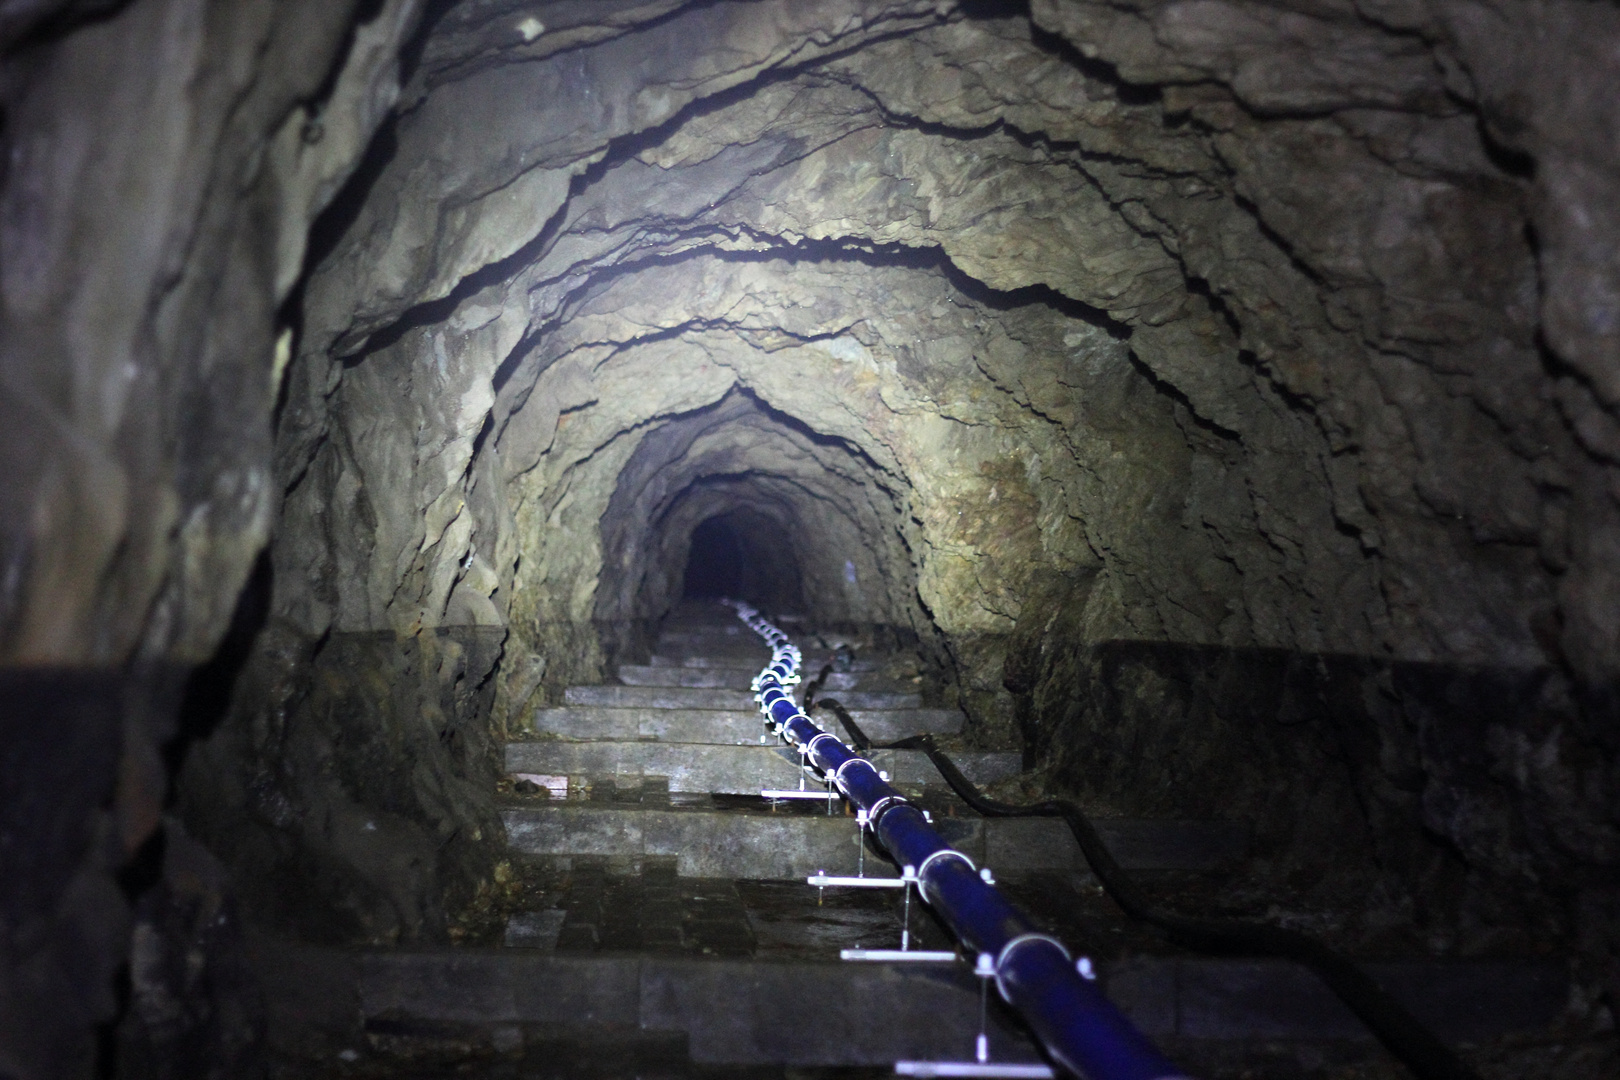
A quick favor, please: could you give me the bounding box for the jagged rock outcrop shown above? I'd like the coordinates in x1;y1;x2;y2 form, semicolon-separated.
0;2;423;1075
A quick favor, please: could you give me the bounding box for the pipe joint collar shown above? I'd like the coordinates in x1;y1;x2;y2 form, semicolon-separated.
866;794;909;827
916;848;976;906
833;757;878;788
994;933;1072;1003
806;732;841;757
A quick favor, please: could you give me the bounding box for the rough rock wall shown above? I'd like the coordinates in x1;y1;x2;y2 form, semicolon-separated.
0;0;1583;1042
181;624;505;944
181;267;516;944
0;1;425;1076
231;4;1620;994
1031;0;1620;688
1017;0;1620;1012
1;0;419;665
0;0;1613;1066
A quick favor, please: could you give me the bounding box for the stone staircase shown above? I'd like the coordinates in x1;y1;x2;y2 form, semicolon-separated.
256;602;1573;1078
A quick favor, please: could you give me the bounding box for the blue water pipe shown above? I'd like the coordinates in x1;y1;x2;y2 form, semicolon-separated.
729;601;1189;1080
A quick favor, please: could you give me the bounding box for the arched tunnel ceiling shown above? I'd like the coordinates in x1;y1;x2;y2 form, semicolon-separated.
264;0;1610;704
7;0;1618;689
593;388;911;630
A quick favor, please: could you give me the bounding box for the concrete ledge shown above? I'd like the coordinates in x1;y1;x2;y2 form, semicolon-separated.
354;951;1567;1064
649;652;886;672
843;708;964;740
565;685;762;710
529;706;761;742
361;952;642;1028
564;685;923;710
646;653;770;669
503;805;882;878
617;665;765;689
654;628;753;645
619;665;865;691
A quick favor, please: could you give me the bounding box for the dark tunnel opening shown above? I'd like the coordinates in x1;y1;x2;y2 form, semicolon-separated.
681;515;744;599
679;510;805;615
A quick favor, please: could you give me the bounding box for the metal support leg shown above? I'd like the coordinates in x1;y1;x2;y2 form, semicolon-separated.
975;952;994;1063
857;808;868;878
901;864;915;952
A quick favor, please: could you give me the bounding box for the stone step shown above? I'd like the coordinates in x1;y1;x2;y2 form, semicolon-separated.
650;635;767;652
502;862;950;958
619;665;760;689
623;666;868;692
655;628;754;645
505;804;876;879
617;665;862;690
358;952;1046;1066
505;740;1017;795
501;802;1245;878
566;685;761;710
803;652;890;671
566;684;922;711
649;652;886;672
529;706;963;744
602;684;919;711
645;653;767;669
354;951;1566;1062
649;642;763;654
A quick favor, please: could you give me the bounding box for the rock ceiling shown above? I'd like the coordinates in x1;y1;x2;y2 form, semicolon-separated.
254;0;1617;704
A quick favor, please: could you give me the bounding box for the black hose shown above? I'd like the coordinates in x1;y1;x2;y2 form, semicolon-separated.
819;696;881;756
801;662;835;714
808;695;1480;1080
803;664;886;754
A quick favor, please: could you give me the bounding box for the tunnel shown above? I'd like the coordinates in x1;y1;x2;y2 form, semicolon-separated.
682;516;749;601
1;2;1618;1078
679;512;803;611
682;515;746;601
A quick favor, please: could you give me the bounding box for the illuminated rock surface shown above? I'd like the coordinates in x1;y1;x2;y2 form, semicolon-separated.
1;1;1617;1077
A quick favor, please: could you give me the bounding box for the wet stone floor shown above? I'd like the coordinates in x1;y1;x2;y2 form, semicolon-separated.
467;780;1175;963
502;856;965;960
491;855;1176;964
316;1035;896;1080
485;831;956;960
268;778;1616;1080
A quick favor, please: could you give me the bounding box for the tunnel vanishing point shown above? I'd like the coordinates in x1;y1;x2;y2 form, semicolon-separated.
1;2;1618;1078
